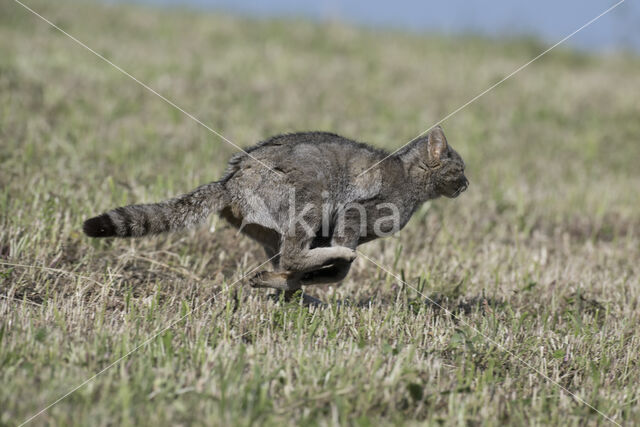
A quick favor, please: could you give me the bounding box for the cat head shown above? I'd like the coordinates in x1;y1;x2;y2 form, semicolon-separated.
403;126;469;198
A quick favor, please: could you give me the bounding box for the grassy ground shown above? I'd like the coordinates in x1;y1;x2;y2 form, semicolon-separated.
2;0;640;425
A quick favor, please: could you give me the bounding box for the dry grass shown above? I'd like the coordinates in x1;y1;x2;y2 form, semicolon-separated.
1;0;640;425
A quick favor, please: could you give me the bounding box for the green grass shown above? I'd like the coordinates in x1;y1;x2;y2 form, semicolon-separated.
2;0;640;425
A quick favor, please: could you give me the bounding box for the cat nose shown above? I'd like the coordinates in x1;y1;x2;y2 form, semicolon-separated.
461;177;469;191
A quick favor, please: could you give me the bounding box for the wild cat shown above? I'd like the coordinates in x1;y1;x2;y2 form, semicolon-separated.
83;126;468;298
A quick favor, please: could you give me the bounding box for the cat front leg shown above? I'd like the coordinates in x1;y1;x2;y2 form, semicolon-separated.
248;216;358;293
248;270;302;291
295;224;360;285
298;260;352;286
279;245;356;273
247;244;355;290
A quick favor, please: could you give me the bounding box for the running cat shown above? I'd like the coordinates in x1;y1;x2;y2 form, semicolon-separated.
83;126;468;295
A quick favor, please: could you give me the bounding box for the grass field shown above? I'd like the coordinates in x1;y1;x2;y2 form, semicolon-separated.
1;0;640;425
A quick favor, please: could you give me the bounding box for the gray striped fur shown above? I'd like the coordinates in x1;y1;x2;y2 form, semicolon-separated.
83;182;228;238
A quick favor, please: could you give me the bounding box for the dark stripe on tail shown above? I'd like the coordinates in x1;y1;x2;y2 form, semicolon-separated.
115;206;133;237
142;213;151;236
83;213;117;237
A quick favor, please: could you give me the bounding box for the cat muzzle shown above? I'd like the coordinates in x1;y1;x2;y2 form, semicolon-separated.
452;177;469;198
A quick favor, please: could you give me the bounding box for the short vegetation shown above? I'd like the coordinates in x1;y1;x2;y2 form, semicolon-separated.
1;0;639;425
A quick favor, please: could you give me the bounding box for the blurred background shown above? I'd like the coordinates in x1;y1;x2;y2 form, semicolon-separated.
118;0;639;52
2;1;640;424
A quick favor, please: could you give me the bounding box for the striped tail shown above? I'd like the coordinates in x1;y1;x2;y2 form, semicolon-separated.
82;181;229;238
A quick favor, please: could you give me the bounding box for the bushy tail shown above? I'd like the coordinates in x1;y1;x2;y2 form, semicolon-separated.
83;181;229;238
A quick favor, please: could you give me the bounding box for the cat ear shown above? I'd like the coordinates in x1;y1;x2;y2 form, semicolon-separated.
427;125;448;163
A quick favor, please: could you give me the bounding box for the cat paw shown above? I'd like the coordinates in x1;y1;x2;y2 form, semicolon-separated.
248;271;267;288
248;270;298;290
335;247;357;263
